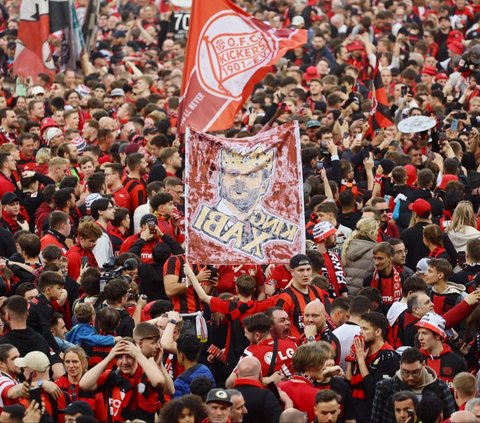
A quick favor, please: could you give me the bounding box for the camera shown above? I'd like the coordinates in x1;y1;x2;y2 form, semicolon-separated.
99;258;137;293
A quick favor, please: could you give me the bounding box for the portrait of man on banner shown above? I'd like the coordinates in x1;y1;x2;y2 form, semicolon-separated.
186;122;305;265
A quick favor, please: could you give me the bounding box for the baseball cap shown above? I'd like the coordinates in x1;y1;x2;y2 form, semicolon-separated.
110;88;125;97
31;86;45;96
14;351;50;372
206;389;233;405
408;198;431;215
312;221;336;243
304;66;320;82
1;192;19;205
306;120;321;128
60;401;94;416
436;73;448;81
438;174;459;190
2;404;25;419
124;143;141;155
291;16;305;26
289;254;311;269
415;312;446;339
416;257;431;274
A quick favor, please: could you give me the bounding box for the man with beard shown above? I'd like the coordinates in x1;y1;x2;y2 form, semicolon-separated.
372;197;400;239
345;312;399;423
193;146;298;260
371;348;455;423
0;109;18;145
57;142;80;180
301;299;340;364
123;153;148;213
275;254;329;339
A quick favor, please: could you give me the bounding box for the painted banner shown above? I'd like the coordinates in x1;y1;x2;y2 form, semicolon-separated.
178;0;307;132
185;122;305;265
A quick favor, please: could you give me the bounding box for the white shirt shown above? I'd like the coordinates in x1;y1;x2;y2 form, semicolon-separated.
333;321;361;371
93;231;113;268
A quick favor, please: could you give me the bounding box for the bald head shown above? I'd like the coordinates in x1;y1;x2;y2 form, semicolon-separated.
98;116;116;131
237;356;262;379
303;299;326;331
450;410;477;423
279;408;307;423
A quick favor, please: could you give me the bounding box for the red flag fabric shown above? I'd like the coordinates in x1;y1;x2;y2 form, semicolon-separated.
368;59;394;132
14;0;55;80
178;0;307;132
185;121;305;265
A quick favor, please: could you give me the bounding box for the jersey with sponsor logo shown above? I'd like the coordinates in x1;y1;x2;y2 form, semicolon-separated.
242;337;296;377
420;344;467;388
275;285;330;338
163;254;203;314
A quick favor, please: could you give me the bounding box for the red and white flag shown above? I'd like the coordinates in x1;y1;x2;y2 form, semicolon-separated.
178;0;307;132
14;0;55;80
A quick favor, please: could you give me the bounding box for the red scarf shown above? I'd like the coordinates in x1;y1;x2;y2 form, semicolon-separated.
322;251;346;298
430;247;446;258
371;267;402;305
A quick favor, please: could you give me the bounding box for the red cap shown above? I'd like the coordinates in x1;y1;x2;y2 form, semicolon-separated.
447;30;464;43
408;198;432;215
436;73;448;81
421;66;436;76
447;40;464;55
124;143;140;155
40;117;59;134
439;174;459;190
304;66;320;82
346;40;364;52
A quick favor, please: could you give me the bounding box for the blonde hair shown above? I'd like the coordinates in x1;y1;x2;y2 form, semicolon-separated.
35;148;51;164
448;201;477;233
48;156;69;169
64;346;88;374
0;143;17;154
341;217;378;262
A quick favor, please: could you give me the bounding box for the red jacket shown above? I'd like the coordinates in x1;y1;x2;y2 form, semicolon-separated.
66;244;98;280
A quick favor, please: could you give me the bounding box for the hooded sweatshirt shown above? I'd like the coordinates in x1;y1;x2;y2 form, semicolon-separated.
394;365;438;394
419;344;467;388
447;225;480;253
430;282;466;315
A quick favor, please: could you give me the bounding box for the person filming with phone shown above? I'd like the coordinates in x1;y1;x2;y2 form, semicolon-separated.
121;213;183;264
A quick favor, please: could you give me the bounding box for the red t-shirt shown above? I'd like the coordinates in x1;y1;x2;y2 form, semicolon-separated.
278;376;318;422
243;337;296;377
217;265;265;294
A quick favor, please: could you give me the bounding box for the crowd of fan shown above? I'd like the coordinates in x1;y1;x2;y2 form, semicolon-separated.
1;0;480;422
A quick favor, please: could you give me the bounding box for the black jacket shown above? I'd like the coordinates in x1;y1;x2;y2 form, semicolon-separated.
401;222;458;270
234;381;283;423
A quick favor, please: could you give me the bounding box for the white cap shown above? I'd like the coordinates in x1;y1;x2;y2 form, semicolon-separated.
31;86;45;96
